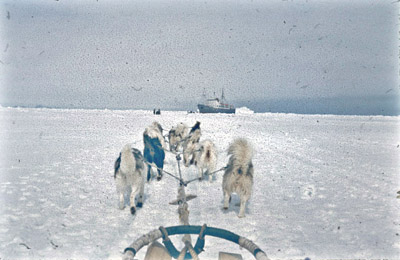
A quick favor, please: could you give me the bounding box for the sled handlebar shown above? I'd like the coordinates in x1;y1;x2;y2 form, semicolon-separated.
123;225;270;260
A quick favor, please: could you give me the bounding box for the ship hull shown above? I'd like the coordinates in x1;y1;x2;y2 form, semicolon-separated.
198;104;236;114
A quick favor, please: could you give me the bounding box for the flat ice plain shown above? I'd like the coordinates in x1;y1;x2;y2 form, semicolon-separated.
0;107;399;259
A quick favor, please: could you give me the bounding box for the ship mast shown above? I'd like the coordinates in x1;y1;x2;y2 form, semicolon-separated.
221;88;226;103
202;88;207;100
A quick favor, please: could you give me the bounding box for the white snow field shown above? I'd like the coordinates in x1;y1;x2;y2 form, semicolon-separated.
0;107;399;260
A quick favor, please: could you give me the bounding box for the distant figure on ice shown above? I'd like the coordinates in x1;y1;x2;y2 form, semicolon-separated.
153;108;161;115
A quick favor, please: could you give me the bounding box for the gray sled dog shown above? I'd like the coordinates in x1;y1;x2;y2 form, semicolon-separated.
114;144;145;215
168;122;189;152
183;121;201;167
194;139;218;182
143;121;167;181
222;138;254;218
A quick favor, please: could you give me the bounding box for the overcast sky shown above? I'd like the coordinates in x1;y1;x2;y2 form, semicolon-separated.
0;0;399;115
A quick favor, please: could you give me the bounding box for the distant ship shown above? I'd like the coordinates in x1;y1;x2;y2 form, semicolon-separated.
197;89;236;114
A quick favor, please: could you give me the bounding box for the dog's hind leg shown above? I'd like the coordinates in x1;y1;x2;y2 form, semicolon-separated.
115;175;126;210
183;152;188;167
143;146;153;182
205;168;213;183
223;190;231;210
183;151;192;167
146;165;152;182
209;171;217;183
198;167;204;181
129;186;140;215
156;169;163;181
137;178;145;208
155;152;164;181
118;193;125;210
238;195;249;218
155;160;163;181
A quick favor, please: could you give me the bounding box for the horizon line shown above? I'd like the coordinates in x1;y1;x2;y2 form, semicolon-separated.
1;104;399;117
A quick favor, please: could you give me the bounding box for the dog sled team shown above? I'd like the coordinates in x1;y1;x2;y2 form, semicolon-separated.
114;120;254;218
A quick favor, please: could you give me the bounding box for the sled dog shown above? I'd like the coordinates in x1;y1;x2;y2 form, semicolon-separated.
114;144;145;215
183;121;201;167
194;139;218;181
222;138;254;218
143;121;166;181
168;122;189;152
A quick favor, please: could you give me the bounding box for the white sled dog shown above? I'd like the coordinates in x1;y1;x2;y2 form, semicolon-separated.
182;121;201;167
114;144;145;215
222;138;254;218
168;122;189;152
194;139;218;182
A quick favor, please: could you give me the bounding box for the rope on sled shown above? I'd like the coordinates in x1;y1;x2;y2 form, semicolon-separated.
160;144;182;156
142;159;184;184
141;150;226;186
177;245;188;260
185;241;199;260
239;237;269;260
184;166;227;185
123;228;162;259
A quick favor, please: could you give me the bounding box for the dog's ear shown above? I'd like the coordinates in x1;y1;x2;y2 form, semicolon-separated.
191;121;201;132
157;123;163;133
246;162;254;177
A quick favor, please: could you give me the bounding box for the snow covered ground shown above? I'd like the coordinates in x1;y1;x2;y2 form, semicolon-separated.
0;107;399;260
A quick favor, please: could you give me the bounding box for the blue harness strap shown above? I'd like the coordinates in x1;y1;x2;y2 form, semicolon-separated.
253;248;264;256
160;226;206;259
160;226;181;258
159;225;244;259
163;239;181;258
193;224;206;254
124;247;137;255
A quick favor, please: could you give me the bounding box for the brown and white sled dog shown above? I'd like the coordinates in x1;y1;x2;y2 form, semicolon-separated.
168;122;189;152
194;139;218;182
114;144;145;215
222;138;254;218
183;121;201;167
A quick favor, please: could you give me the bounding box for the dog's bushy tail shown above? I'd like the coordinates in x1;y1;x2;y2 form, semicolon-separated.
120;144;136;174
202;140;216;159
228;138;253;174
176;122;189;138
